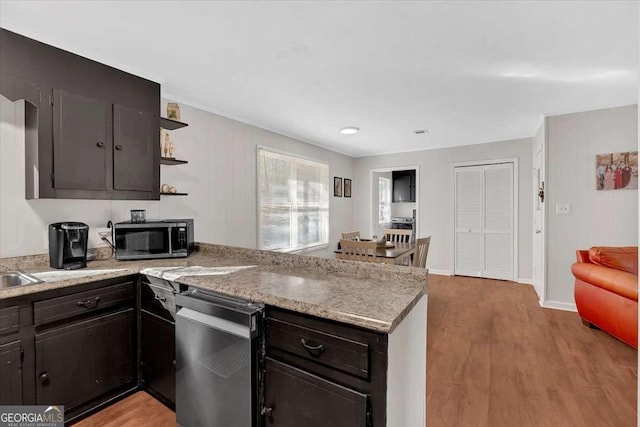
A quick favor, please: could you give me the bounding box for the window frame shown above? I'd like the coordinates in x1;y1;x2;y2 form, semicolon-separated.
256;146;330;254
379;176;391;224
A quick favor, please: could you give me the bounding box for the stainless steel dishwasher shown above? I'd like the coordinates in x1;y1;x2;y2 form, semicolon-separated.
175;288;264;427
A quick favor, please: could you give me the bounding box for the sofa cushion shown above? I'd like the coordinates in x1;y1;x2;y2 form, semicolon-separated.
589;246;638;276
572;263;638;301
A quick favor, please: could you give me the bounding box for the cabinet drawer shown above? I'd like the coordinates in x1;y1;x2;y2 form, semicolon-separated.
34;282;134;326
140;282;176;321
267;318;369;379
0;306;20;336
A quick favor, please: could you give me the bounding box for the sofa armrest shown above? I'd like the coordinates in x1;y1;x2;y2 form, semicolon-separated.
576;250;590;263
572;263;638;301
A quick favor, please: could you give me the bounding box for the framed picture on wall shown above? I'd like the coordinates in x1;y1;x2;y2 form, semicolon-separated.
595;151;638;190
334;177;343;197
344;179;352;198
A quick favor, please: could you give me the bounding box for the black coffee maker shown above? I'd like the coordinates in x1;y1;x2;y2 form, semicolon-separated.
49;222;89;269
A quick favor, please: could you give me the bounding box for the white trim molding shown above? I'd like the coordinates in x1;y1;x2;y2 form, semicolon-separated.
517;277;533;285
539;300;577;312
428;269;452;276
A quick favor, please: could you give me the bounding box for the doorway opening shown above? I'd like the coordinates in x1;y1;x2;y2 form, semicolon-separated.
370;166;419;241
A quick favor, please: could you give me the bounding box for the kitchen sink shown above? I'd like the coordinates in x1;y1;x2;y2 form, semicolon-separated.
0;271;44;289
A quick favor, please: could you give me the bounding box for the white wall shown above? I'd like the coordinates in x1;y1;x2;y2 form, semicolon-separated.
0;96;354;258
545;104;638;306
353;138;533;278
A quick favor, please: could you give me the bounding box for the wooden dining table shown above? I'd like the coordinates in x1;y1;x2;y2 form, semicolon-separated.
334;241;416;265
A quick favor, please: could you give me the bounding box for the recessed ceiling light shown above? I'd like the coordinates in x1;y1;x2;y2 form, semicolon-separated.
340;127;359;135
414;129;430;135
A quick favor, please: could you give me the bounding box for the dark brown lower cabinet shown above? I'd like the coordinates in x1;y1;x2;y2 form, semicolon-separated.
35;308;134;410
140;309;175;407
264;358;369;427
0;340;23;405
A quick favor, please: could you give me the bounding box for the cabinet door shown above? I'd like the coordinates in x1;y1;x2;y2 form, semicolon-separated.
35;309;134;410
0;341;23;405
140;310;175;407
264;358;368;427
53;90;107;190
113;104;156;192
392;171;411;202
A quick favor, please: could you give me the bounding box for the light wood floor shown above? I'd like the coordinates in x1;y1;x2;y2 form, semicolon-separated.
72;391;175;427
427;274;637;427
75;275;637;426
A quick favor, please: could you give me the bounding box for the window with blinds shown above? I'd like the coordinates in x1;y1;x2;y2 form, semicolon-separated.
257;148;329;252
379;177;391;224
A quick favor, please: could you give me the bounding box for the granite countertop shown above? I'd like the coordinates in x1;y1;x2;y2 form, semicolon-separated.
0;244;428;333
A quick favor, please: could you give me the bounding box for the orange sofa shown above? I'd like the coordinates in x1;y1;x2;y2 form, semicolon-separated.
572;246;638;349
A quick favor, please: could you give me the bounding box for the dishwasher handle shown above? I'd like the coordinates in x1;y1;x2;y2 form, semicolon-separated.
175;291;262;338
177;307;252;339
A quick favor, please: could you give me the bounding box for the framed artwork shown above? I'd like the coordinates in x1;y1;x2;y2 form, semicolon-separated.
344;178;352;198
595;151;638;191
334;177;343;197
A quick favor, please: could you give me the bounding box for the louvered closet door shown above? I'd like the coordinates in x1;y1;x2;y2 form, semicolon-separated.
454;163;514;280
483;163;514;280
454;166;484;277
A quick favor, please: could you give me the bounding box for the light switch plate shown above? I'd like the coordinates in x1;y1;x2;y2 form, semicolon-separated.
556;203;571;215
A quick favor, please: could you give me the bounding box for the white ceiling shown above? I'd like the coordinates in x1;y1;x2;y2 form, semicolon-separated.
1;1;637;157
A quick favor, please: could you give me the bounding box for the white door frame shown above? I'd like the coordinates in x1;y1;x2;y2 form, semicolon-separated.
532;131;547;302
369;165;420;239
450;158;519;281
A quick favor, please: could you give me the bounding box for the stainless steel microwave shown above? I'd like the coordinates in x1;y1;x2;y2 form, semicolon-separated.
114;219;194;260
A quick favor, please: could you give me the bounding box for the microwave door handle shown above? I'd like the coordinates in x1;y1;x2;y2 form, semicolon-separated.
168;226;173;254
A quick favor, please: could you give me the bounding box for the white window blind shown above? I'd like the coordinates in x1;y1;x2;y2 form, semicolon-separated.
379;177;391;224
257;148;329;252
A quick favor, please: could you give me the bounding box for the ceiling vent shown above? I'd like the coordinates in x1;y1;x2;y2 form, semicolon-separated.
413;129;430;135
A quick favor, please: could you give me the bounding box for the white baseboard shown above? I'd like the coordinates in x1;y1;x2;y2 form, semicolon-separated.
427;269;452;276
539;300;577;312
517;277;533;285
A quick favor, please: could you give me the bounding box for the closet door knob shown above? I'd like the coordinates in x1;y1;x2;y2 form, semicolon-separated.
115;145;123;151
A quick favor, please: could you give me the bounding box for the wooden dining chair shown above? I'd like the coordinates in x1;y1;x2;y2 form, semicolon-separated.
384;229;412;243
341;231;361;241
413;236;431;268
339;239;377;262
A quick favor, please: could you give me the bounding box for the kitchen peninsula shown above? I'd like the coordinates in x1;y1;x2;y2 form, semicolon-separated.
0;243;428;426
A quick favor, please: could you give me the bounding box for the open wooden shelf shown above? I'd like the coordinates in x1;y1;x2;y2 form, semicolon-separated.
160;117;188;130
160;192;188;196
160;157;188;166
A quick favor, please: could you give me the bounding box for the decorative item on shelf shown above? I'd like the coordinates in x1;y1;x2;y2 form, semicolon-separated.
334;177;343;197
169;142;175;158
164;133;171;158
167;102;181;121
169;186;177;194
344;178;352;198
160;129;164;153
161;184;169;193
595;151;638;191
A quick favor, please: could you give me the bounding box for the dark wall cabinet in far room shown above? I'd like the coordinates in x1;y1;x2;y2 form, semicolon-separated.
392;170;416;203
0;28;160;200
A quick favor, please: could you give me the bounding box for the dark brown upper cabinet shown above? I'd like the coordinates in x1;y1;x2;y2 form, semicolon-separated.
113;104;157;192
53;90;108;191
392;170;416;203
0;28;160;200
